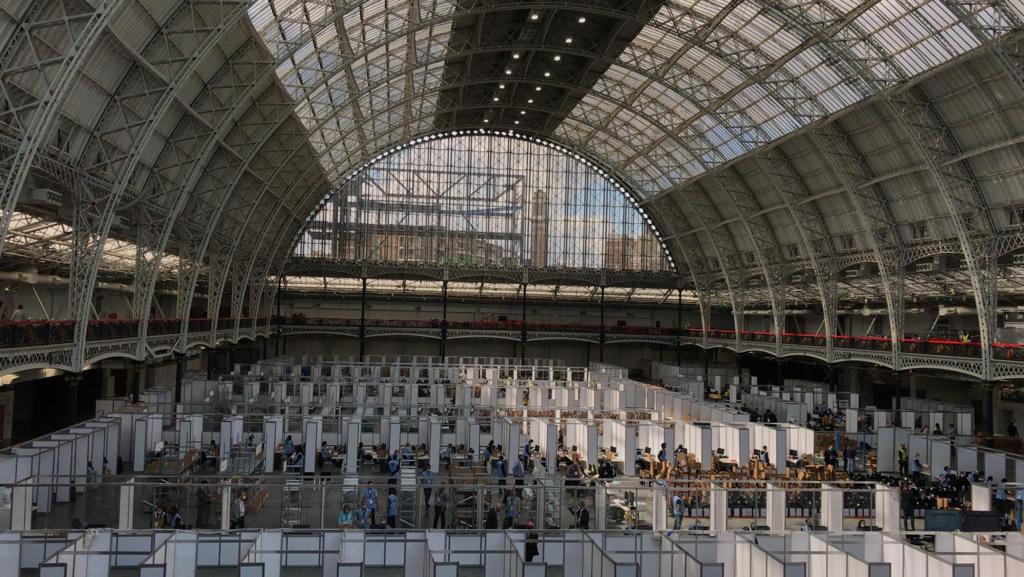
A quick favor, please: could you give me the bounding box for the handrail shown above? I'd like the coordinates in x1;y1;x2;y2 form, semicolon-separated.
0;316;1020;362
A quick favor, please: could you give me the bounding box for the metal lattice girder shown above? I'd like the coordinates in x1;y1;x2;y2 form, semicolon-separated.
65;1;252;369
163;84;299;343
134;37;282;348
0;0;127;264
670;181;747;347
808;121;906;366
751;147;838;357
761;0;1004;378
704;168;787;353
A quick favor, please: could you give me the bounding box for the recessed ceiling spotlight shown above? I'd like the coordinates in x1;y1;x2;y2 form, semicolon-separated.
483;118;490;123
493;97;499;102
521;110;526;115
528;98;534;104
499;84;505;89
553;55;562;62
530;13;539;20
512;53;520;59
578;16;587;24
514;120;520;125
565;37;573;44
535;86;542;91
505;69;512;75
544;71;551;77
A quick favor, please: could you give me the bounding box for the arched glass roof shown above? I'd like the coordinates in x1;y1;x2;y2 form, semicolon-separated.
246;0;1014;196
294;131;675;275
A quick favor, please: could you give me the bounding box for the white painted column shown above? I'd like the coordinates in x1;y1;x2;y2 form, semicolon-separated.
593;422;607;471
119;478;136;530
766;483;786;532
303;416;322;474
221;482;232;531
11;478;32;530
774;428;788;475
429;417;441;474
653;488;667;531
709;484;727;532
970;484;991;511
547;422;559;476
263;416;283;473
381;417;391;449
875;483;900;532
820;484;843;531
344;418;360;475
468;419;481;456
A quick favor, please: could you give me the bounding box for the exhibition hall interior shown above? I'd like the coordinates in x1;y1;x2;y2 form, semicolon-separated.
4;0;1024;575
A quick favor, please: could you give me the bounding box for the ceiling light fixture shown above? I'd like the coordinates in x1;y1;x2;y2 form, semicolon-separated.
499;84;505;89
553;55;562;62
521;110;526;115
578;16;586;24
535;86;542;91
505;69;512;75
544;71;551;77
530;13;539;20
565;37;572;44
512;53;520;59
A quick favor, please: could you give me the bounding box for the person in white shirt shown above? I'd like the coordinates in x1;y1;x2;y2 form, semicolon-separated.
231;491;247;529
9;305;24;321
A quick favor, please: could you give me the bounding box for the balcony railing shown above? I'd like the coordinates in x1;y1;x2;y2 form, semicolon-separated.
1;316;1020;367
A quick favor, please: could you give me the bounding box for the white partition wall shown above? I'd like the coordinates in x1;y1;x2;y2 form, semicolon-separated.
303;416;322;474
984;451;1007;481
132;414;163;474
875;484;900;532
622;423;636;476
263;416;283;473
820;485;843;531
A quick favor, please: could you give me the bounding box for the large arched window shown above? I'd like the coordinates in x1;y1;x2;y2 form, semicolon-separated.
295;132;674;274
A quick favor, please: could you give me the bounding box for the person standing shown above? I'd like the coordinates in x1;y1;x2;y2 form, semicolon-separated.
364;482;378;526
495;455;507;486
672;494;684;530
897;444;909;477
10;305;25;321
1008;420;1019;438
230;491;246;529
387;451;400;485
504;493;517;529
524;521;539;562
386;490;398;528
195;482;213;529
900;483;916;531
420;465;433;507
574;500;590;530
433;481;449;529
910;453;923;482
356;499;371;528
512;456;525;497
484;502;499;529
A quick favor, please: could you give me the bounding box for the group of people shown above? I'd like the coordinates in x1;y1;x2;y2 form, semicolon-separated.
334;481;402;529
895;441;1024;531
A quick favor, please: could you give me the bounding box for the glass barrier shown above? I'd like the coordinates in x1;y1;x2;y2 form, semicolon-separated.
0;476;927;534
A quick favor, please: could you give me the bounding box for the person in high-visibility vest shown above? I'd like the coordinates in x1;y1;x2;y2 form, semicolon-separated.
897;444;909;477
